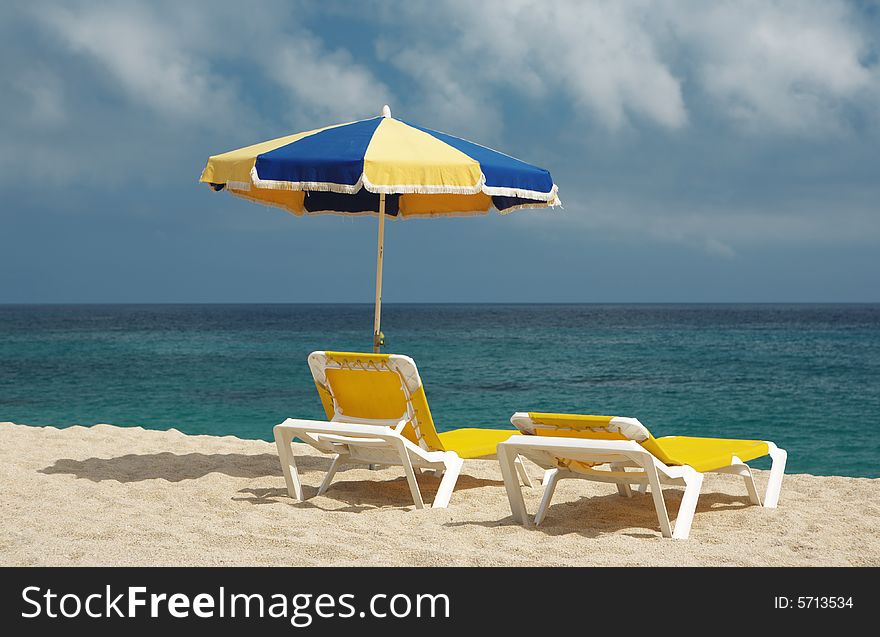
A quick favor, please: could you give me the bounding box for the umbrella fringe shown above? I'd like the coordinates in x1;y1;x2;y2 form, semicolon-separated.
250;166;364;194
247;165;560;203
483;183;559;203
360;172;484;195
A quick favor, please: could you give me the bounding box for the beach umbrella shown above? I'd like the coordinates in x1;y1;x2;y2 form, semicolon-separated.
200;105;560;352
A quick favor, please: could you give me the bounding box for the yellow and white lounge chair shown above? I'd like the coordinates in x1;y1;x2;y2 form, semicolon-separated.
497;412;787;539
273;351;531;509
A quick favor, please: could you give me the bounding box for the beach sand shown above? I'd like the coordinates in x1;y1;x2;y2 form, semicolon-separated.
1;422;877;566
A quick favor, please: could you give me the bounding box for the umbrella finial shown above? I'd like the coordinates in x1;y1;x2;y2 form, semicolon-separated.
382;104;392;118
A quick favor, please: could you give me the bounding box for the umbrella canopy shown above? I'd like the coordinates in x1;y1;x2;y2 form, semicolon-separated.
200;106;560;350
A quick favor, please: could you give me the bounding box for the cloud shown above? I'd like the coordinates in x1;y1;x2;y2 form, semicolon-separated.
268;35;392;123
703;238;736;259
375;43;504;139
525;1;689;130
13;67;67;127
39;4;242;125
35;1;392;129
364;0;880;255
4;0;392;188
377;0;688;133
546;191;880;258
30;0;394;128
3;0;879;256
373;0;877;137
666;1;876;135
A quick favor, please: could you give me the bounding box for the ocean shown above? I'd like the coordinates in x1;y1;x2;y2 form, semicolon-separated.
1;303;878;478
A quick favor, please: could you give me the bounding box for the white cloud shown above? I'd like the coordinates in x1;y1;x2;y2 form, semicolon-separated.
3;0;878;256
4;0;392;188
667;1;875;134
375;43;503;138
268;36;392;123
364;0;880;255
379;0;688;132
39;4;242;125
376;0;877;136
529;1;688;130
35;1;392;130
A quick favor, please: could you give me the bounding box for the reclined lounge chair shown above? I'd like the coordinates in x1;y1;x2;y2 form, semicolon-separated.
497;412;787;539
273;351;531;509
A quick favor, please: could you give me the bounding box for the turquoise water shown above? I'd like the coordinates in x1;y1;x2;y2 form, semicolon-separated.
1;304;878;477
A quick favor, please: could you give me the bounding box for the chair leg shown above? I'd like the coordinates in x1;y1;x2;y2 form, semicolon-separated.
741;464;762;506
273;427;304;501
672;470;704;540
541;469;555;487
497;444;529;525
433;455;463;508
635;482;648;495
764;446;787;508
401;456;425;509
317;454;343;496
534;469;561;526
610;463;633;498
514;455;533;488
721;457;761;505
645;464;672;538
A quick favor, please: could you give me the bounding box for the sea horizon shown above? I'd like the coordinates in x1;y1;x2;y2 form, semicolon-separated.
3;301;880;306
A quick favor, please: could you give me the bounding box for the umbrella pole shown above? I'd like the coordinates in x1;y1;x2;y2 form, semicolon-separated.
372;193;386;353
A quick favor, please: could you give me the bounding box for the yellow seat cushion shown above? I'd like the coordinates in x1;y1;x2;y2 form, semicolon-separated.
644;436;770;472
436;428;519;459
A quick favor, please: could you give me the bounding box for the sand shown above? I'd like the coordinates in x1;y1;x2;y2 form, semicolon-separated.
0;422;877;566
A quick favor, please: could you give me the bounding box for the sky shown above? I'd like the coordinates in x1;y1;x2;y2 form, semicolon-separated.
1;0;878;303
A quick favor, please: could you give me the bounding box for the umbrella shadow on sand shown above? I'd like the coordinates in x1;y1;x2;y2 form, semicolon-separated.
235;470;504;512
444;491;755;539
38;452;331;483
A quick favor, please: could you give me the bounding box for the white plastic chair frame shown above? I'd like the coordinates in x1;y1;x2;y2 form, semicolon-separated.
274;417;464;509
273;353;532;509
497;419;787;539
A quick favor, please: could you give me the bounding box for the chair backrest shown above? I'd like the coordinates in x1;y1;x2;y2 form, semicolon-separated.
308;351;444;451
512;412;654;443
511;412;679;464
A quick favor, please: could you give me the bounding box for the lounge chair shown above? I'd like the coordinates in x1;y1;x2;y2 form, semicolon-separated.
497;412;787;539
273;351;532;508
